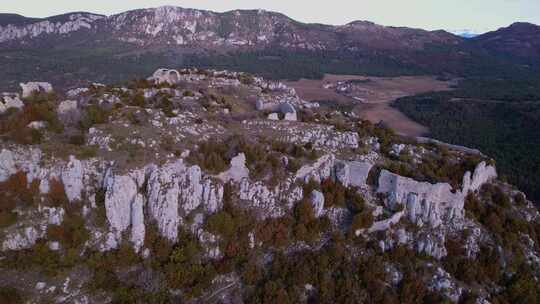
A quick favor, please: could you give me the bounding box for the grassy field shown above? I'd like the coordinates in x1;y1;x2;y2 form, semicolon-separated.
286;74;452;137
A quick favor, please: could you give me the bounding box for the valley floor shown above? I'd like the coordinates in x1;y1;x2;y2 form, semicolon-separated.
285;74;452;137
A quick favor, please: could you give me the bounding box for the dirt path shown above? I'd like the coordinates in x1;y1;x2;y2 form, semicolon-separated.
285;74;453;137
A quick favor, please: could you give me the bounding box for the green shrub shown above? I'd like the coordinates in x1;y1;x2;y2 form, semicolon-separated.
0;171;38;227
0;286;23;304
205;211;236;240
351;211;374;231
45;178;69;207
46;208;89;251
320;178;346;208
187;140;229;174
68;134;86;145
131;93;146;107
0;102;63;144
80;105;110;130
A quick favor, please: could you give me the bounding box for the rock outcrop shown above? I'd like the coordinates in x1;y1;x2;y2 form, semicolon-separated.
0;13;104;43
61;156;84;203
310;190;325;218
377;161;497;228
334;160;373;188
104;173;142;248
150;68;181;85
0;93;24;114
218;153;249;183
147;160;223;241
20;82;53;98
0;149;16;182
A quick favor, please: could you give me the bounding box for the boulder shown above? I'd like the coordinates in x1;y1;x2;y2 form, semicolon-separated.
334;160;373;188
267;113;279;120
0;94;24;114
20;82;53;98
218;153;249;183
57;100;80;125
27;121;47;130
280;102;297;121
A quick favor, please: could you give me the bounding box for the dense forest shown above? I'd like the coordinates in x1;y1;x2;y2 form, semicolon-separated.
394;78;540;204
2;43;539;91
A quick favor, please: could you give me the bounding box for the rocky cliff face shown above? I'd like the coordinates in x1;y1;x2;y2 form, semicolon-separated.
0;13;103;43
0;69;538;303
0;6;461;51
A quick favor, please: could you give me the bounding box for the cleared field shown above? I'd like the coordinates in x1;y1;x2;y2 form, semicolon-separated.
285;74;453;137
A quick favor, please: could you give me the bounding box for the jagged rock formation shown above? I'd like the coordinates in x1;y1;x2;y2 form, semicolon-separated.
146;160;224;241
310;190;325;218
0;69;538;303
0;13;104;43
377;161;497;228
0;7;461;51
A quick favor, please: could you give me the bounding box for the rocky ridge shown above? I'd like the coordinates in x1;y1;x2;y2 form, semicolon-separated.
0;68;538;303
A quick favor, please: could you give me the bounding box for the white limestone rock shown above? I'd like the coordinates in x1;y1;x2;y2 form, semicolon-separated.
36;282;47;290
468;161;497;192
40;206;65;225
20;82;53;98
2;227;42;251
147;160;223;241
416;232;447;259
0;93;24;114
267;113;279;120
66;88;89;98
150;68;181;85
147;162;182;241
334;160;373;188
130;194;146;252
239;179;286;218
104;174;139;244
49;241;61;251
218;153;249;183
295;154;335;183
429;267;462;302
57;100;78;115
0;149;17;182
62;156;84;202
378;170;464;228
310;190;325;218
280;102;297;121
359;211;405;235
0;13;103;43
27;121;47;130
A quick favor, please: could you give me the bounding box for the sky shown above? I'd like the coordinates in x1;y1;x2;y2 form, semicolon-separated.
1;0;539;33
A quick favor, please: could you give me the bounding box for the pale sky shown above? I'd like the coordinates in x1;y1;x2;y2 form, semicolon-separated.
1;0;539;33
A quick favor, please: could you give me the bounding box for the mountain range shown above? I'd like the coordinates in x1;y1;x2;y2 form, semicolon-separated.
0;6;539;89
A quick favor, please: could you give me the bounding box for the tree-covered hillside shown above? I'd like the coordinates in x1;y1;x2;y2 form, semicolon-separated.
394;78;540;204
